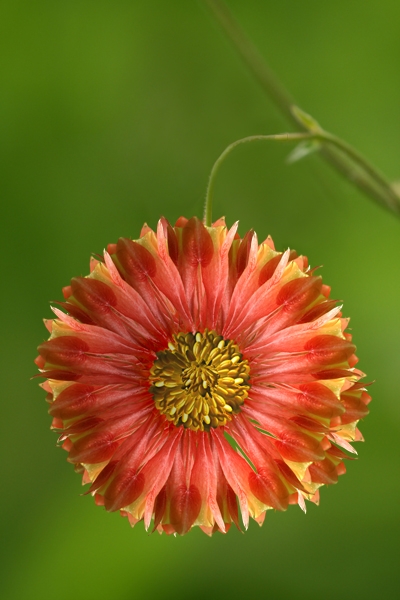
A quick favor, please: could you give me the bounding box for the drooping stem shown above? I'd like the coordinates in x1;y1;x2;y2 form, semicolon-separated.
204;129;400;226
202;0;400;218
204;133;310;226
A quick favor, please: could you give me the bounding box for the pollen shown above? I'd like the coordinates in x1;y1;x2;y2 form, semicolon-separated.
149;329;250;431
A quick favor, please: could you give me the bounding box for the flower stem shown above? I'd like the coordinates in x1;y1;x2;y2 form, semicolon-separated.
202;0;400;218
204;129;400;226
204;133;309;226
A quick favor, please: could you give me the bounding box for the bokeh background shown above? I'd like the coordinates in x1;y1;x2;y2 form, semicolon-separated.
1;1;399;598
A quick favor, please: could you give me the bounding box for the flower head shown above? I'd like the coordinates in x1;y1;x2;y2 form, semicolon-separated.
36;216;370;535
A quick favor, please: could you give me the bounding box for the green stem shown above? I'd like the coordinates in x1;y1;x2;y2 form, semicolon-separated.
321;130;400;213
203;130;400;226
202;0;296;125
202;0;400;218
204;133;310;226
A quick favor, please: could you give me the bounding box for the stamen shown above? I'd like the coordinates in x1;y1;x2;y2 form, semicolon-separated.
149;329;250;432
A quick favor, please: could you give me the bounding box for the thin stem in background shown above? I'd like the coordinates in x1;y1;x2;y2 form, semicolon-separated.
202;0;400;218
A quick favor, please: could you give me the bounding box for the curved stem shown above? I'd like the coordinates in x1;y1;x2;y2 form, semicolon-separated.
203;130;400;226
202;0;400;218
204;133;312;225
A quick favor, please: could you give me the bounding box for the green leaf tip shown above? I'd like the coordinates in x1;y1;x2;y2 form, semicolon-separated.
286;140;321;165
291;106;322;133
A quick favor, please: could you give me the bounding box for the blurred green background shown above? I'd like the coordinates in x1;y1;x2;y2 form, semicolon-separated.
1;1;399;598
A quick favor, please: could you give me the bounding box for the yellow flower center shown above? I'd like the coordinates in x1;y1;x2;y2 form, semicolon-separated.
149;329;250;432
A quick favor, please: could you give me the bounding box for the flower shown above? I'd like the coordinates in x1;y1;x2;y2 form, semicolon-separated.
36;216;370;535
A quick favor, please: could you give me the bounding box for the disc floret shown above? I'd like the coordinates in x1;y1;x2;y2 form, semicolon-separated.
150;329;250;431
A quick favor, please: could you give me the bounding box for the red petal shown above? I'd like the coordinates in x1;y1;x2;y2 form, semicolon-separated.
38;336;89;369
298;299;339;324
340;389;370;423
68;413;140;464
181;217;214;267
55;301;95;324
152;486;167;531
212;430;251;529
68;432;119;464
104;470;146;511
276;276;323;312
229;417;290;510
258;253;282;286
116;238;157;281
101;417;164;511
160;217;179;265
61;417;102;436
244;406;326;462
236;229;255;277
174;216;188;227
170;484;202;535
298;382;345;418
86;461;118;494
141;430;183;528
226;485;240;530
305;335;356;366
71;277;118;314
248;468;289;511
308;457;340;485
190;433;225;531
49;384;145;420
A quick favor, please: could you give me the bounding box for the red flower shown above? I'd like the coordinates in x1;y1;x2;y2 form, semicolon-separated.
36;216;370;535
